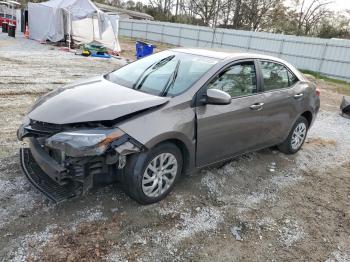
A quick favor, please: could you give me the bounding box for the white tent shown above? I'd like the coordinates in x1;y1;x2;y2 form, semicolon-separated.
28;0;120;51
0;2;11;18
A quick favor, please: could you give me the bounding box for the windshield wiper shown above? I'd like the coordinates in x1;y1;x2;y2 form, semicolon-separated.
133;55;175;90
160;60;181;97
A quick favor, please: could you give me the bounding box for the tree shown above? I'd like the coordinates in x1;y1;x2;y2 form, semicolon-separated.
317;12;350;38
149;0;174;19
190;0;219;26
293;0;333;35
98;0;349;39
126;0;135;9
134;1;145;12
238;0;282;31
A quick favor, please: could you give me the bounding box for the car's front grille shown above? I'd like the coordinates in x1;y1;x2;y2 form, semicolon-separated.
70;159;105;178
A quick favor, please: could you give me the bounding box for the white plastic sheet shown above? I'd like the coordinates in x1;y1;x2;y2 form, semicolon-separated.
28;3;64;42
71;15;120;51
28;0;120;51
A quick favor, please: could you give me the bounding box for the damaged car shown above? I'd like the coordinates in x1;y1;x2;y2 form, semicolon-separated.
18;49;320;204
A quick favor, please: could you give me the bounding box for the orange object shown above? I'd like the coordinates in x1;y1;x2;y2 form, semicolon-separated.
24;24;29;39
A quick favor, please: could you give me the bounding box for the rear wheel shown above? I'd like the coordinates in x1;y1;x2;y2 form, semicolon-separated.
123;142;182;204
278;116;308;154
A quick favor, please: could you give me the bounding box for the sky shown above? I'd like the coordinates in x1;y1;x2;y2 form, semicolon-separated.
330;0;350;11
284;0;350;12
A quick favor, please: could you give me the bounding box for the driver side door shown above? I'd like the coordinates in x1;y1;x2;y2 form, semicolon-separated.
196;60;264;167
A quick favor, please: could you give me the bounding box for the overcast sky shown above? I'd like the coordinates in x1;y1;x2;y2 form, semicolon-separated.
330;0;350;11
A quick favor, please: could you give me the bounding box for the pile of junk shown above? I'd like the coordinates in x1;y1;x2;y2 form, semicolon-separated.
75;41;111;58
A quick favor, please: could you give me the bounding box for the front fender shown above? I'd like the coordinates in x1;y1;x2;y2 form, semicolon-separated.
118;100;197;172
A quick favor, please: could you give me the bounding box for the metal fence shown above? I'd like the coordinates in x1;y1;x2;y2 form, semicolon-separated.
119;19;350;82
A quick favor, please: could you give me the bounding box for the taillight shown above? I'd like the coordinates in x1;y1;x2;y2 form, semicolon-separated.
316;88;320;96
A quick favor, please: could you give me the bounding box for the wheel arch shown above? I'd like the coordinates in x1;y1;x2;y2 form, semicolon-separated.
301;110;313;127
144;133;195;174
280;110;313;144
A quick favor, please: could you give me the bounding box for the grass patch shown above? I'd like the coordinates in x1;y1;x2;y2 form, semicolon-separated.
118;36;175;61
300;69;350;86
300;69;350;96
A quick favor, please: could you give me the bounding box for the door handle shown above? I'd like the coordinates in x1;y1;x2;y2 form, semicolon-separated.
294;93;304;99
250;103;264;111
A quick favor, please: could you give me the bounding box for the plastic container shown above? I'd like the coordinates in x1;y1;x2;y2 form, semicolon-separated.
136;41;155;59
8;24;16;37
2;21;8;33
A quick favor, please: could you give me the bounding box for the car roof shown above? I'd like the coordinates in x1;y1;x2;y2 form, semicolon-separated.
172;48;286;63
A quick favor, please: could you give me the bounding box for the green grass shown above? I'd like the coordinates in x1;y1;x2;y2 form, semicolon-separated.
300;69;350;87
300;69;350;96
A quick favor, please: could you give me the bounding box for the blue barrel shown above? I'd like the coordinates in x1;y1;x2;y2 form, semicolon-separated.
136;41;155;59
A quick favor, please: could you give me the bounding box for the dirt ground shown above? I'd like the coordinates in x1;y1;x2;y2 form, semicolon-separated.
0;34;350;262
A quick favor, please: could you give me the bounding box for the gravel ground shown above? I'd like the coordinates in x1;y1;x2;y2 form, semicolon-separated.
0;34;349;262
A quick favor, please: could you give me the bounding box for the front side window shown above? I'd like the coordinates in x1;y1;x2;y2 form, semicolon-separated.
260;61;298;91
105;51;218;97
208;61;257;97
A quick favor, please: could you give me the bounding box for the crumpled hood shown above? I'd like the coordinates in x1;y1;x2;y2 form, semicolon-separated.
28;76;169;124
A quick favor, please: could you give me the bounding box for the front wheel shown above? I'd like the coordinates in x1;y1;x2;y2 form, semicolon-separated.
123;142;183;204
278;116;309;154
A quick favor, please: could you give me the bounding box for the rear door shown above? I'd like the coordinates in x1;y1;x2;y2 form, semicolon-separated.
257;60;305;146
196;60;264;167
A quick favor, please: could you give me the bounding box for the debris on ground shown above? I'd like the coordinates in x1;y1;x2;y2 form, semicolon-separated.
267;161;277;172
230;226;243;241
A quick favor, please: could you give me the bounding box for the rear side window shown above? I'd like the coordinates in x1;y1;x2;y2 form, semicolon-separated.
208;61;257;97
259;61;289;91
288;70;299;86
259;61;299;91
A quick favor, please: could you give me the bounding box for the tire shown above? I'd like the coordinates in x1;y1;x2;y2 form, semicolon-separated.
123;142;183;205
278;116;309;154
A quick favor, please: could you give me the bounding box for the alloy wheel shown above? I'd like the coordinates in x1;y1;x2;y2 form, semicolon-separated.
291;122;307;150
142;153;178;198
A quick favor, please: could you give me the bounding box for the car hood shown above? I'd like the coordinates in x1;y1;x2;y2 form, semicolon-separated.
28;76;169;124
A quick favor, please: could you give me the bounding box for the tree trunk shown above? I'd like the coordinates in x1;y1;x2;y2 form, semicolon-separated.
232;0;242;29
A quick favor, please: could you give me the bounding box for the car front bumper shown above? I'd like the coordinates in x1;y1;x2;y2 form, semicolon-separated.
20;147;77;203
20;137;125;203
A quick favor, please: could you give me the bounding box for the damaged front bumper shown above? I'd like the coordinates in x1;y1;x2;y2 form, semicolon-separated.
20;147;77;203
18;124;143;203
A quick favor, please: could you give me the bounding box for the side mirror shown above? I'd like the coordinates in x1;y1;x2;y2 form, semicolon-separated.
206;89;231;105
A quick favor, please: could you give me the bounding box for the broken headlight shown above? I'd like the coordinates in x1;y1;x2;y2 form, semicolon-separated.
45;128;125;157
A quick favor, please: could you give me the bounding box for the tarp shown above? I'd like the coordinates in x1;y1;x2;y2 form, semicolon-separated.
0;3;11;17
72;14;120;51
28;0;120;51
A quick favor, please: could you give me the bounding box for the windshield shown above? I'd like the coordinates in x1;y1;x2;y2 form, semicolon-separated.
105;51;219;97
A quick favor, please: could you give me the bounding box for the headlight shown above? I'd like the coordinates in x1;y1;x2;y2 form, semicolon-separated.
46;128;125;157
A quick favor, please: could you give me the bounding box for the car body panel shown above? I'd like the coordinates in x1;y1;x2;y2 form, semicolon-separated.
196;94;264;166
28;76;169;124
118;99;195;147
258;82;307;146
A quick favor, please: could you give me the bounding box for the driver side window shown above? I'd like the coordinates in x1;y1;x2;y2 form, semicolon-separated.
208;61;257;97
